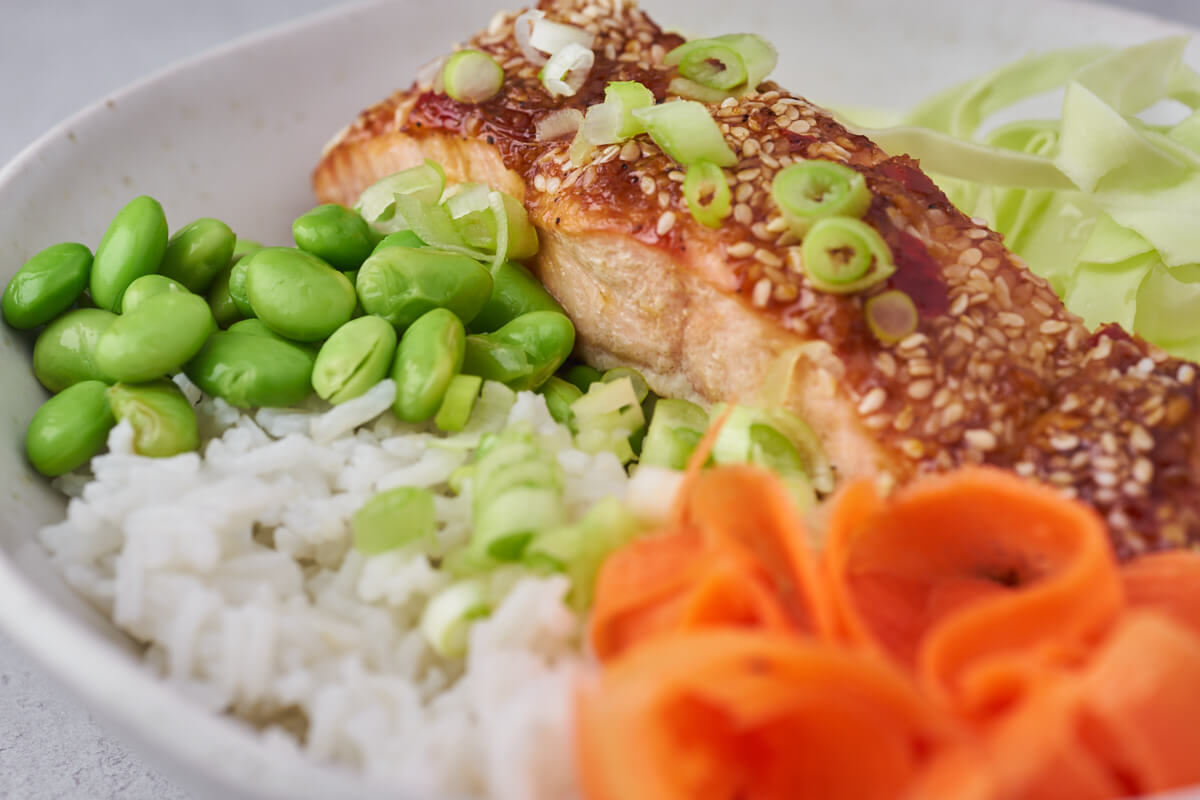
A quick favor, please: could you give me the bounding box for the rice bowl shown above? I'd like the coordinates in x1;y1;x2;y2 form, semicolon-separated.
3;1;1200;799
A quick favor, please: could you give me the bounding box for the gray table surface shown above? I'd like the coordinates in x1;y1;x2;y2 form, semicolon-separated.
2;0;1199;797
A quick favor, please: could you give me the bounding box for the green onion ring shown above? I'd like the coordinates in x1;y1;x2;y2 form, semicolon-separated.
683;161;732;228
864;290;918;344
799;217;895;293
772;160;872;237
676;43;747;91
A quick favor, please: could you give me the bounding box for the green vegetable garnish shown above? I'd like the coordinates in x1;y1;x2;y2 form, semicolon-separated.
772;160;871;236
799;217;895;293
683;161;732;228
632;101;738;167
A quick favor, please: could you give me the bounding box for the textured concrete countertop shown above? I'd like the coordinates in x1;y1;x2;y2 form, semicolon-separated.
1;0;1198;797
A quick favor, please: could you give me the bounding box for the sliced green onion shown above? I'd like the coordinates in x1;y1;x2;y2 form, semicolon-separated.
865;290;918;345
683;161;733;228
514;10;550;65
711;404;834;494
667;77;733;104
355;159;446;232
675;42;747;91
420;578;491;658
665;33;777;97
711;406;821;507
604;81;655;138
523;496;643;609
352;487;436;554
772;160;872;236
541;42;595;98
393;193;482;259
470;428;565;562
632;101;737;167
536;375;584;429
640;398;708;470
528;16;595;58
491;190;538;261
444;183;495;249
442;50;504;104
571;377;646;464
435;373;483;432
600;366;650;403
799;217;895;294
535;108;584;141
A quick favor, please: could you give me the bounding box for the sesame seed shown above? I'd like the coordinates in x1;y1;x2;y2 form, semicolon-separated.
941;403;964;425
900;439;925;458
1179;364;1196;384
1014;461;1035;477
907;379;934;399
1039;319;1069;335
966;228;989;240
751;278;771;307
736;167;761;182
619;141;641;161
948;293;969;317
964;429;997;451
639;175;656;195
727;241;755;259
787;119;811;135
655;211;676;236
898;333;929;351
533;173;548;192
997;312;1026;328
733;203;753;225
958;247;983;266
857;387;887;415
875;352;897;378
1094;471;1119;488
754;248;783;267
1050;434;1079;452
545;176;562;194
1133;458;1154;484
1129;425;1154;452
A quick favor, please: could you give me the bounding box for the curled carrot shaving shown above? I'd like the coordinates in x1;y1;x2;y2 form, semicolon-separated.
825;468;1124;714
1121;550;1200;634
576;631;963;800
579;462;1200;800
590;465;829;660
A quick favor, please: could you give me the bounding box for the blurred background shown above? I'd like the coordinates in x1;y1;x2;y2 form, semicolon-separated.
0;0;1197;797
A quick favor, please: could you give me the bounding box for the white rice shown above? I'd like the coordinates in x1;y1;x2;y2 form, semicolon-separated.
40;377;639;800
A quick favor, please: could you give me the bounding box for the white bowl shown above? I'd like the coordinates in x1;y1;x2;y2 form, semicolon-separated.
0;1;1196;797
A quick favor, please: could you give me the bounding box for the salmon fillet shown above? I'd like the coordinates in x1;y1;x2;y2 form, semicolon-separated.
313;0;1200;558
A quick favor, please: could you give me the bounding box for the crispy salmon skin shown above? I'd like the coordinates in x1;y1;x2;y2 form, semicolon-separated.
314;0;1200;557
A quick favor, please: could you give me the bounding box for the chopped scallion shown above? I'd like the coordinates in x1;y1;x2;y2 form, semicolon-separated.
528;17;596;58
541;42;595;98
420;578;491;657
798;217;896;294
639;398;708;470
352;486;436;554
865;289;919;344
536;376;584;429
772;160;872;236
665;33;777;97
435;373;484;432
683;161;733;228
441;49;505;104
470;428;566;562
632;101;737;167
355;160;446;232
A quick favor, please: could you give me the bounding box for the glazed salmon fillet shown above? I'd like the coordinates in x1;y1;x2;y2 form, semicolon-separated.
313;0;1200;557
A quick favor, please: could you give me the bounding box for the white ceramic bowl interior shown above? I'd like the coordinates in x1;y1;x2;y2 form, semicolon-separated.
0;1;1196;797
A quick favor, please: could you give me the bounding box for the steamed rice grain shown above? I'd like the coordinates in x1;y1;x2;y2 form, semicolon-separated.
41;377;634;799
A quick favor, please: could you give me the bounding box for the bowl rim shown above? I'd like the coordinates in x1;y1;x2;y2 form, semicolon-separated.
0;0;1198;798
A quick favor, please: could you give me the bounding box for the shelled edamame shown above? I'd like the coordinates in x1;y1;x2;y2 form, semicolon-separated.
3;185;578;475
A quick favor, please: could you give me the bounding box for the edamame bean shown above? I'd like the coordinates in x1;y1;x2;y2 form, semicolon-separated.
227;257;254;317
356;247;492;330
601;366;650;403
468;260;563;333
392;308;465;422
228;318;323;358
32;308;117;391
95;292;215;383
25;380;115;476
107;380;199;457
371;229;423;253
2;242;92;329
243;247;356;341
206;262;244;328
231;237;262;260
537;375;583;428
462;311;575;391
159;217;236;293
292;204;375;271
120;274;187;314
312;316;397;404
90;196;169;312
561;363;602;392
184;331;314;408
